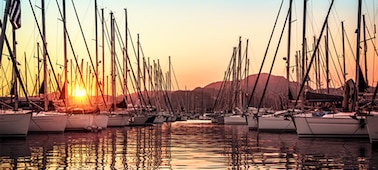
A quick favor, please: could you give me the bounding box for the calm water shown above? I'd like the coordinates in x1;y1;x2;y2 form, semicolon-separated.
1;120;378;169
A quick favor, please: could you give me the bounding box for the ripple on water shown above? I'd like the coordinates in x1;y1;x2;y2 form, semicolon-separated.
0;121;376;169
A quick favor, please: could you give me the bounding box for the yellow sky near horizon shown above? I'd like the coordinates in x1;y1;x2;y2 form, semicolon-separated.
0;0;377;97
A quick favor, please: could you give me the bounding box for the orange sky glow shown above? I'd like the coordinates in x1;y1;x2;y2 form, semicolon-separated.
0;0;377;97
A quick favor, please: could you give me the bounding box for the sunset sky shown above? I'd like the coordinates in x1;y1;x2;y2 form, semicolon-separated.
0;0;377;96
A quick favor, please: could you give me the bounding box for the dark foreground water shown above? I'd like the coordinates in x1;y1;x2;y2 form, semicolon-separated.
1;120;378;169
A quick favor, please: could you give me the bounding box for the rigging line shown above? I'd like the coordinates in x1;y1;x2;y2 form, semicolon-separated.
133;44;150;107
307;2;318;39
212;69;229;110
114;21;125;52
113;22;140;107
1;24;35;108
121;47;139;112
113;48;129;103
316;47;330;89
54;0;92;106
213;49;236;110
146;61;160;108
0;61;11;92
138;50;153;106
344;28;357;75
113;20;127;85
156;67;171;112
125;35;148;108
31;58;42;96
257;3;290;113
294;0;335;108
247;0;284;107
363;0;374;29
126;33;154;108
126;30;145;104
138;43;153;105
328;30;343;86
125;78;137;112
157;64;175;113
365;22;378;86
153;60;171;111
318;42;339;90
27;0;62;94
330;1;342;36
25;54;37;94
365;22;378;57
171;62;181;90
70;0;107;106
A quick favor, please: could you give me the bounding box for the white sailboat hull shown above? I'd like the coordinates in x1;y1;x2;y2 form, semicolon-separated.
224;115;247;125
0;111;32;137
294;114;368;138
153;115;165;124
66;114;94;131
247;115;257;129
93;114;108;129
129;116;149;126
29;112;68;132
258;116;295;132
166;115;177;122
107;114;130;126
366;114;378;144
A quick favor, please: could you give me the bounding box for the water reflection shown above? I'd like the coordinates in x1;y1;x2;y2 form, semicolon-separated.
0;121;377;169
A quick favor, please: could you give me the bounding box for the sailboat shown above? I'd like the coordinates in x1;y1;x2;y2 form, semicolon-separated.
0;0;32;137
28;0;68;133
29;110;67;132
54;0;107;131
366;110;378;144
104;9;131;127
0;109;32;137
293;0;370;138
217;37;247;125
256;0;297;132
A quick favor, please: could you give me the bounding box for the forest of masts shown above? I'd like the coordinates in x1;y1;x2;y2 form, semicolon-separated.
0;0;184;113
1;0;377;113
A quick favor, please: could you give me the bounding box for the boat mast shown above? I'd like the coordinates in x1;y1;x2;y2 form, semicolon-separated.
101;8;105;101
363;15;368;86
168;56;171;91
342;22;346;83
301;0;307;99
326;22;329;93
314;36;320;92
355;0;362;111
110;12;116;111
37;42;40;97
70;59;73;96
0;0;11;59
24;53;27;97
63;0;68;105
287;0;293;103
12;21;18;110
42;0;48;111
296;51;299;83
137;34;140;106
95;0;99;102
244;39;249;109
237;37;242;111
293;0;335;108
124;8;128;101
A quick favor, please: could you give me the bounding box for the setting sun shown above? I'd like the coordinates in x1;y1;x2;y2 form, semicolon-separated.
73;86;87;98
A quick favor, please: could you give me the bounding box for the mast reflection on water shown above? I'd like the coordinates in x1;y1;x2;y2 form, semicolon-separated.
0;121;376;169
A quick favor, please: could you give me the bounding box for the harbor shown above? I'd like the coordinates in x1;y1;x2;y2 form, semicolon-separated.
1;121;377;169
1;0;378;169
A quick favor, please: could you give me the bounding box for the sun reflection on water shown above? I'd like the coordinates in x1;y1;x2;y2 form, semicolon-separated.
0;122;376;169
